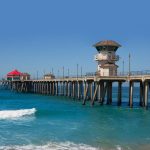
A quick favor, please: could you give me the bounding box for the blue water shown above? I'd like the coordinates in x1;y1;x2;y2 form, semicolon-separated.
0;87;150;150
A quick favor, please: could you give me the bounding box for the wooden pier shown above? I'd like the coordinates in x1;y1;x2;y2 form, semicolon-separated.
8;75;150;109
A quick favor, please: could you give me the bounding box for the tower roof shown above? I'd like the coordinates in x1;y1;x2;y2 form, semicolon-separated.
94;40;121;47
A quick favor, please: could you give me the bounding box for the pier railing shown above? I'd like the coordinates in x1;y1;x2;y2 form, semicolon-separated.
119;70;150;76
30;70;150;80
86;70;150;77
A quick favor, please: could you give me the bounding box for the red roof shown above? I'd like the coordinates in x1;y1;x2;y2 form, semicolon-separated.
7;70;22;76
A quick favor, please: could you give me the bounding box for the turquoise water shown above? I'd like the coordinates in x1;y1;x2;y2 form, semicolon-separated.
0;88;150;150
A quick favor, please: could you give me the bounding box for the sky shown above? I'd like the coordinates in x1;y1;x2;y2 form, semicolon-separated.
0;0;150;79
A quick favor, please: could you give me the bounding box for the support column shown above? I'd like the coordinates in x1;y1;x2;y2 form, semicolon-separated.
100;81;104;104
42;82;44;94
91;82;99;106
48;82;50;95
43;82;45;94
51;82;53;95
51;82;54;95
37;82;38;93
60;82;62;96
46;82;48;95
90;82;93;100
45;82;48;95
80;81;84;99
118;82;122;106
65;82;68;96
140;81;144;107
49;82;51;95
38;82;40;93
52;82;55;95
77;82;80;100
97;82;101;102
37;82;39;93
43;82;46;94
67;82;70;97
129;81;134;108
36;82;37;93
82;82;88;105
40;83;42;94
33;83;35;93
72;82;75;99
62;82;64;96
55;82;58;95
109;82;112;104
39;82;41;94
70;82;72;97
41;82;44;94
45;82;47;94
144;81;149;109
32;82;34;93
107;82;112;105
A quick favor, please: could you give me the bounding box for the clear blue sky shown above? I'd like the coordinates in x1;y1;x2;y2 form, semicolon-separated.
0;0;150;78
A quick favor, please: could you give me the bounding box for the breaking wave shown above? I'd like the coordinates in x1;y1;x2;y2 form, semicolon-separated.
0;142;99;150
0;108;36;119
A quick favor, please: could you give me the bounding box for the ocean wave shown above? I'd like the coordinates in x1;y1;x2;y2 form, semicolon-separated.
0;141;99;150
0;108;36;119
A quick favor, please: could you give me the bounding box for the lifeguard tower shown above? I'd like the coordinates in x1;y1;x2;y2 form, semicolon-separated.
94;40;121;76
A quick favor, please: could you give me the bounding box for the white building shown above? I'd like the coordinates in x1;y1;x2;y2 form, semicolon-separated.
94;40;121;76
44;73;55;80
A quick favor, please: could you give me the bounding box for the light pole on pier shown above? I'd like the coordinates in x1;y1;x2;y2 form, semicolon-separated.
57;69;59;78
81;67;82;77
77;64;79;79
123;60;124;75
43;69;45;76
63;66;64;79
52;68;54;75
68;68;70;77
36;71;38;80
129;53;131;76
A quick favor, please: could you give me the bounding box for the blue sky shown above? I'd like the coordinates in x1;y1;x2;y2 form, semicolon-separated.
0;0;150;78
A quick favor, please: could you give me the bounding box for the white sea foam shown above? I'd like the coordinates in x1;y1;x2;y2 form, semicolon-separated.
0;108;36;119
0;141;100;150
116;145;122;150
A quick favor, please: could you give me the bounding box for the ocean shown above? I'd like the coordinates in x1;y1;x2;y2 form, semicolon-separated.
0;87;150;150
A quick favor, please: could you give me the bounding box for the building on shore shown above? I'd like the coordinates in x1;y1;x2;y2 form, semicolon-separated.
94;40;121;76
7;70;30;81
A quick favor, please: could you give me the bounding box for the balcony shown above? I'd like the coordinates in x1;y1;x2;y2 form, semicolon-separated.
94;54;119;61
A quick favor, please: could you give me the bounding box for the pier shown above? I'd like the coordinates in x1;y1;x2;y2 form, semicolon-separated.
3;40;150;109
9;75;150;109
